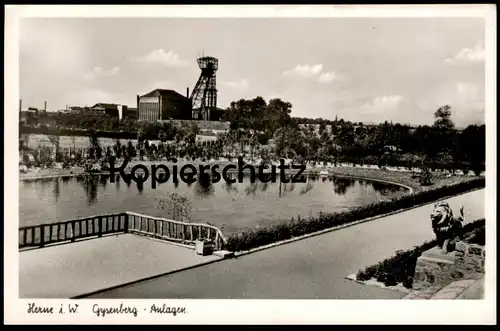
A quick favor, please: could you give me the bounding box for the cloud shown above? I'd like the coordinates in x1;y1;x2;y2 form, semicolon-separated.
83;66;120;82
454;82;484;110
445;43;485;65
456;82;479;95
417;82;485;127
282;64;323;78
359;95;403;115
317;71;345;84
220;79;250;90
131;49;189;67
147;80;174;90
139;80;174;95
449;83;484;126
282;64;346;85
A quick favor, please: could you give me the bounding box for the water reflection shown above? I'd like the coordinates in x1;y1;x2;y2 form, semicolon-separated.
115;174;120;192
136;180;144;194
20;174;409;226
244;183;258;196
300;181;314;195
61;176;71;185
223;181;238;194
33;177;53;194
332;177;356;195
52;178;60;203
195;173;214;198
372;181;403;197
75;175;98;206
99;175;108;190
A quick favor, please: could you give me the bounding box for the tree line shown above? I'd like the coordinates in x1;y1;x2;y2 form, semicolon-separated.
222;99;485;172
19;97;485;173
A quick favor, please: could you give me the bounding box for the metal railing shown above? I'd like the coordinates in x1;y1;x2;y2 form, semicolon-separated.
19;212;227;251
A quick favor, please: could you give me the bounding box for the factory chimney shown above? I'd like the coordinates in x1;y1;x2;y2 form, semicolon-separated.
19;99;22;113
186;87;190;99
44;101;47;112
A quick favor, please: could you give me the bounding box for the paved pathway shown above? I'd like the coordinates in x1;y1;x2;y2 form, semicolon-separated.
456;277;485;299
85;189;485;299
19;234;221;298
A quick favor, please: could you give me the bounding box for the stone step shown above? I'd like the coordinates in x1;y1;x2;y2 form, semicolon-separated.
455;277;485;299
429;279;479;300
420;246;457;263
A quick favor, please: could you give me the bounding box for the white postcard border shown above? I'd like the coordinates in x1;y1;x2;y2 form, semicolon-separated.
4;4;497;325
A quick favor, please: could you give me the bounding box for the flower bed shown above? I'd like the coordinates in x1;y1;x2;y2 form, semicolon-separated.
224;178;485;252
355;218;485;288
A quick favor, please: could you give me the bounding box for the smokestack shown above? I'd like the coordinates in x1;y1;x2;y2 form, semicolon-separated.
186;87;190;99
136;95;140;119
19;99;22;113
44;101;47;112
118;105;123;121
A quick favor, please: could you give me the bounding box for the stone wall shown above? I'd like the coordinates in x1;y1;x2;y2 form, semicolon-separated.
413;241;485;291
455;241;485;274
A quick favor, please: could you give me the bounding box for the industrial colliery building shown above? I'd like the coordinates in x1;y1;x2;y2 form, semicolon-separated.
136;55;225;123
136;88;193;122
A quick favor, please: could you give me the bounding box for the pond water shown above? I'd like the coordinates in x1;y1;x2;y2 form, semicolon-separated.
19;174;409;235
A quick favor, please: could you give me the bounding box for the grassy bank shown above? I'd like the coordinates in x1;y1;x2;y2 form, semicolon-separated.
330;166;480;193
224;179;485;252
355;218;485;288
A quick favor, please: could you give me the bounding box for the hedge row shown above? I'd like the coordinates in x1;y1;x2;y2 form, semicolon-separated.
224;178;485;252
355;218;485;288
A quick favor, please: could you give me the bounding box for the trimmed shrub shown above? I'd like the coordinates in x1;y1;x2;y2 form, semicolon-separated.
224;178;485;252
355;219;485;288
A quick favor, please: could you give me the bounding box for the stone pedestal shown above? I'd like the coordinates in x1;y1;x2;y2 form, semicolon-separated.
195;240;214;256
413;242;485;291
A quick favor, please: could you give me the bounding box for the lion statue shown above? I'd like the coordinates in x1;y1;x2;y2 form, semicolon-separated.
430;201;465;253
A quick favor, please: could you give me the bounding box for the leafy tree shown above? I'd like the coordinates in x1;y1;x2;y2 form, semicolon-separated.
155;192;192;223
158;130;168;143
433;105;455;130
48;130;61;162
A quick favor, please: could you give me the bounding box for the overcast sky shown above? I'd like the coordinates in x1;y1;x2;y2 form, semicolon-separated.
19;17;485;126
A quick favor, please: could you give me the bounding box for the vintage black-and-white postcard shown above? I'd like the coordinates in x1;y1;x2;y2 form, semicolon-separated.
4;4;497;325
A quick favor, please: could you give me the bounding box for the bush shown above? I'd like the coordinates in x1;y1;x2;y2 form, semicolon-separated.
463;226;485;245
419;168;433;186
355;219;485;288
224;178;485;252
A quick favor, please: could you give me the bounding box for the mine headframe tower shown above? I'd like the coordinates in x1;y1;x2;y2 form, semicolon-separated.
190;56;218;121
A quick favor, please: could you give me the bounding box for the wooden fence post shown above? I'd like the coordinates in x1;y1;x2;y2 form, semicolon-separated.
40;226;45;248
215;231;220;250
71;221;76;242
124;213;129;233
98;217;102;237
22;229;27;247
